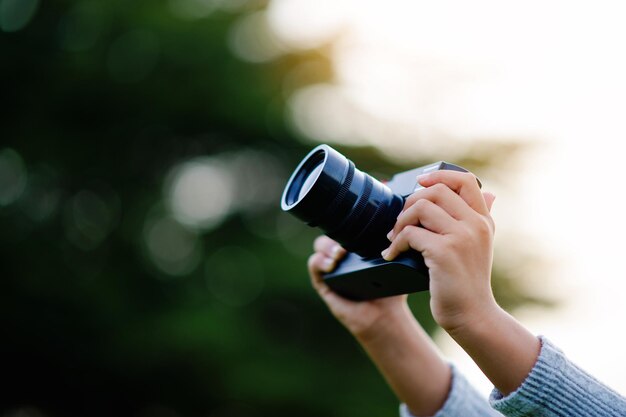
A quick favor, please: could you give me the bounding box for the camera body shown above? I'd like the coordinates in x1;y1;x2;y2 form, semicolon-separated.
323;161;469;300
281;144;478;301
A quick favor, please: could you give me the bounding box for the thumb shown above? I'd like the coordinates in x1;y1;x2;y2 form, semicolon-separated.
482;192;496;212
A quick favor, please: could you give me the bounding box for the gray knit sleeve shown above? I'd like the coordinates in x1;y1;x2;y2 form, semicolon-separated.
400;365;503;417
490;336;626;417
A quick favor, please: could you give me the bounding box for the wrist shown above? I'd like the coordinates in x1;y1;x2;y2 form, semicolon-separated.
431;294;506;335
440;296;503;337
354;302;417;345
444;301;540;395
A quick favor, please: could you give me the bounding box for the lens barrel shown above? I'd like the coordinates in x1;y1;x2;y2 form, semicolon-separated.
281;145;404;257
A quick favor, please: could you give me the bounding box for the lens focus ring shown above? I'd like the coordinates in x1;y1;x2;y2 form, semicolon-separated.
310;161;355;228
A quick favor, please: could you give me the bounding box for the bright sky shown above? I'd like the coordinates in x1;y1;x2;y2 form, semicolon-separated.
265;0;626;395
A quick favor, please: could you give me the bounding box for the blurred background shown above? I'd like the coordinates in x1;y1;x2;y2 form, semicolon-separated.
2;0;625;416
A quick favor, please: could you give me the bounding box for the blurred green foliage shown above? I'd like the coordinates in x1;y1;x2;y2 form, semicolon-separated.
0;1;545;416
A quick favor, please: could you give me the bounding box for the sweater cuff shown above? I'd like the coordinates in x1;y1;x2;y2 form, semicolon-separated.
489;335;625;417
400;365;499;417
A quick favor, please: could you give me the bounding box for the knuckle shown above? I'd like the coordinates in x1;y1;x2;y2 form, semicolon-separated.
398;225;418;241
413;198;434;215
414;198;430;211
476;216;494;237
431;183;448;195
307;253;320;270
398;202;422;227
313;235;325;250
439;236;453;251
462;172;478;187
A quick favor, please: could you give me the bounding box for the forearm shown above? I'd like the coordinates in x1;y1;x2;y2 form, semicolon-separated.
357;303;451;417
447;302;540;395
490;336;626;417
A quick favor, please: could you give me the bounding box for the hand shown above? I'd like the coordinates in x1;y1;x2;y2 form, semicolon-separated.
307;235;408;340
308;236;453;415
381;171;497;333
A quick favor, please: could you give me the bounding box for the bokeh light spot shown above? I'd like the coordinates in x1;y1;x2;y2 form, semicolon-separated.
20;166;61;222
206;246;264;307
0;0;39;32
64;189;118;251
144;216;202;277
229;150;284;212
266;0;346;50
228;11;285;63
217;0;250;12
0;148;27;206
289;84;360;144
107;30;160;83
168;0;220;20
166;158;235;231
24;187;60;222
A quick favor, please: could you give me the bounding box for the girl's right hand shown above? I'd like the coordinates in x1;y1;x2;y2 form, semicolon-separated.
381;171;497;334
307;236;410;341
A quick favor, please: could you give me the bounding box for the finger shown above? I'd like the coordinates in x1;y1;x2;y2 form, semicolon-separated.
313;235;346;260
390;198;458;240
482;192;496;232
418;170;488;215
401;183;477;221
307;253;354;310
307;252;336;292
483;192;496;212
381;225;440;261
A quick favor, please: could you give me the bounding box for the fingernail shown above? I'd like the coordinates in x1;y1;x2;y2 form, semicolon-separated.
322;258;335;272
331;245;342;259
386;230;394;241
417;173;430;184
381;248;390;260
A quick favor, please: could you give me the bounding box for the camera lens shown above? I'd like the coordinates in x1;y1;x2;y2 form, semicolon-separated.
281;145;404;257
298;160;324;202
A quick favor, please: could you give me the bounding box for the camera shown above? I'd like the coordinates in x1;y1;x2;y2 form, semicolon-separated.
281;144;480;300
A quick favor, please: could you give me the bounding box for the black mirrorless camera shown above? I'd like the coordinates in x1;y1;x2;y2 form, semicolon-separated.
281;144;481;301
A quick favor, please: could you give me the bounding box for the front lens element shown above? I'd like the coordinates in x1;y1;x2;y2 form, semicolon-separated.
298;161;323;202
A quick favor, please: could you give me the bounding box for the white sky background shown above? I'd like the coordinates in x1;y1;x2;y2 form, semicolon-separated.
263;0;626;395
